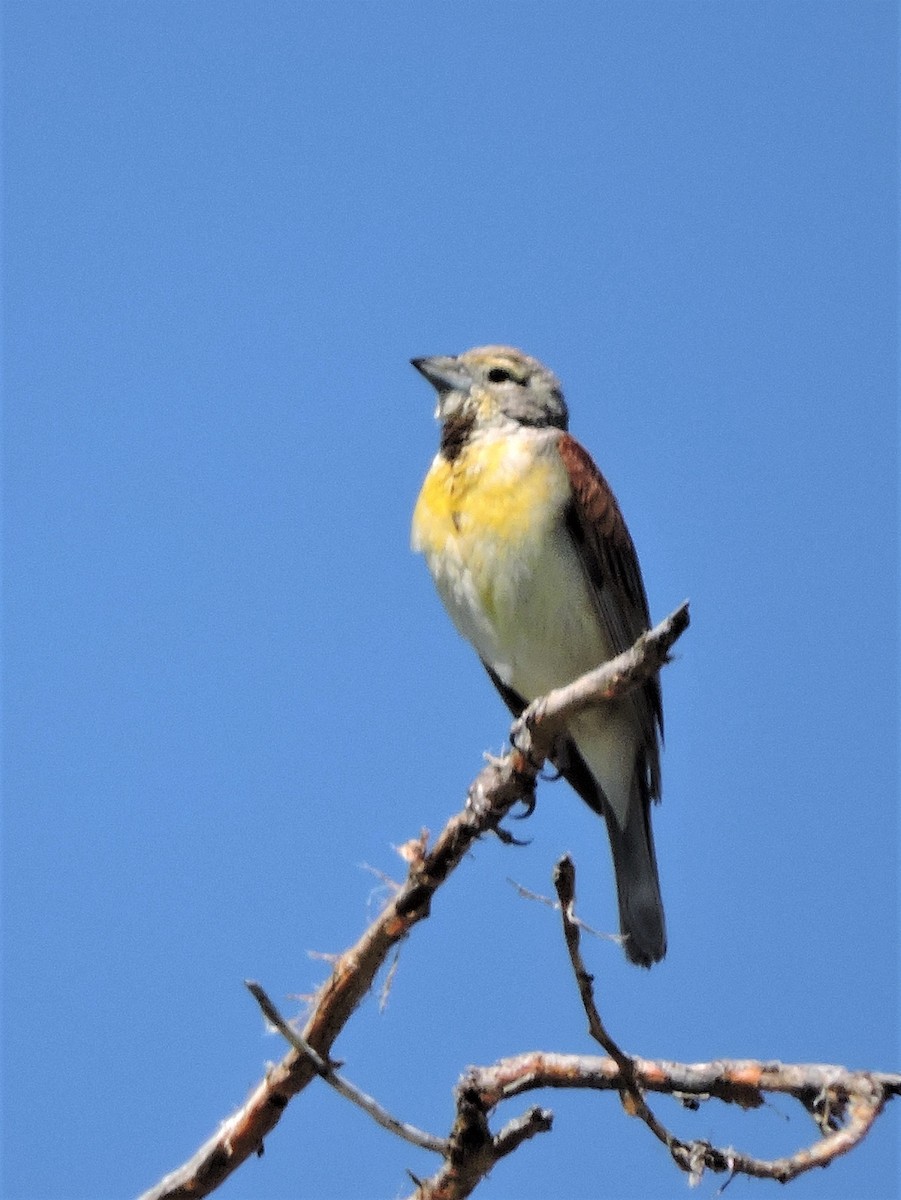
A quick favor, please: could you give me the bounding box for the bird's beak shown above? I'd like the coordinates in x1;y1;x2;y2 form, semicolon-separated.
411;355;472;394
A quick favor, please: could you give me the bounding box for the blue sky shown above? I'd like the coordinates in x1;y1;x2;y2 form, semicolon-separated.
3;3;897;1198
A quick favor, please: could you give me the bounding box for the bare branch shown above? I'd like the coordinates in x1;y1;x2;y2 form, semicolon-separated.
406;1082;553;1200
136;595;901;1197
409;1052;899;1195
398;855;901;1198
552;855;899;1186
138;602;690;1200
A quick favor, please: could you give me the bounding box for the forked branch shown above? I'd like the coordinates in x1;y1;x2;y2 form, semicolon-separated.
408;1051;899;1199
401;854;898;1199
138;603;690;1200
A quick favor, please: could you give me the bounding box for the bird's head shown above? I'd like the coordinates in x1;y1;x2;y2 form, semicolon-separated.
411;346;568;450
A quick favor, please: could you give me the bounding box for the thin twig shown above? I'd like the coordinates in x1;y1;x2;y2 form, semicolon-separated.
553;856;686;1154
507;876;620;942
245;980;447;1155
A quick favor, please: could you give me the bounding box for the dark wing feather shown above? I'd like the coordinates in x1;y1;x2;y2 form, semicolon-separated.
557;433;663;800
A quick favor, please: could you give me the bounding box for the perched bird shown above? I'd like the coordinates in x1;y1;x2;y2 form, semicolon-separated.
411;346;666;966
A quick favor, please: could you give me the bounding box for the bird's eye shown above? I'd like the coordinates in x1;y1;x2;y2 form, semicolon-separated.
487;367;515;384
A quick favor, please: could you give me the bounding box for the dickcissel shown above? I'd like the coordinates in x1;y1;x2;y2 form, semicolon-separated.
411;346;666;966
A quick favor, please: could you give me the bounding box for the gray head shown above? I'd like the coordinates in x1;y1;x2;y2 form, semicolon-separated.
411;346;569;443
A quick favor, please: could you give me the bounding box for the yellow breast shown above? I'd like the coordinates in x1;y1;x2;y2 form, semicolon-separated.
411;431;573;642
412;433;563;555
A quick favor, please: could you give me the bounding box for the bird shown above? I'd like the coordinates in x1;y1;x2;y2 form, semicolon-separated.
411;345;666;966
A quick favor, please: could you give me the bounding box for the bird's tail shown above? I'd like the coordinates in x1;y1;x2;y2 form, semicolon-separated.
606;787;666;967
545;730;667;967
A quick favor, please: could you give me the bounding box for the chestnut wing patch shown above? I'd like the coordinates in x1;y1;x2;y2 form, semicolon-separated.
557;432;663;763
557;434;647;619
